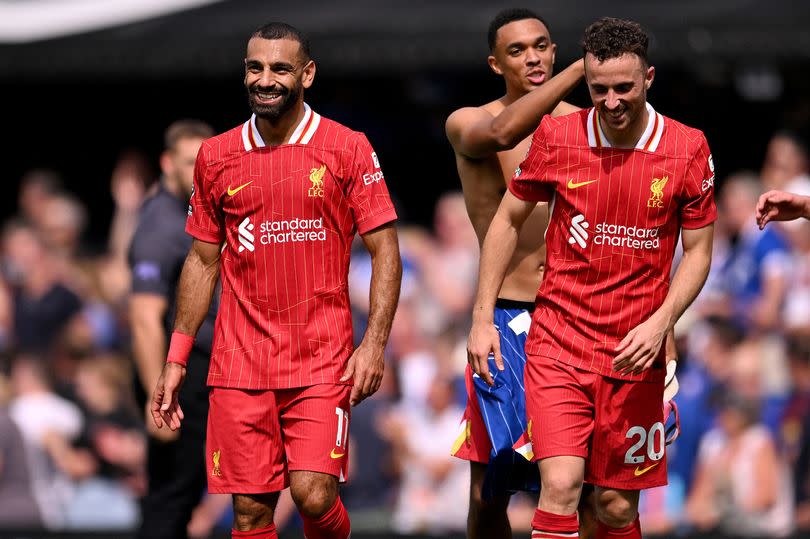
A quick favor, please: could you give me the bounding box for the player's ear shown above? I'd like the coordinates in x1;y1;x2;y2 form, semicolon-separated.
551;43;557;65
488;54;503;76
302;59;316;89
645;65;655;91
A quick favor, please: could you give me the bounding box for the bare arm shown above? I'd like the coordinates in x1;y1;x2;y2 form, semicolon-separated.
341;224;401;406
615;224;714;374
757;190;810;228
152;239;221;431
468;191;537;385
173;239;222;337
446;60;584;158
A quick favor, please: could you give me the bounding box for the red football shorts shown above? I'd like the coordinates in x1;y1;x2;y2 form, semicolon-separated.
450;364;491;463
206;384;351;494
525;355;667;490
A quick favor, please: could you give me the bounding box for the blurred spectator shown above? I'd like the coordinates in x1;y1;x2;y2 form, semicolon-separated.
2;220;83;353
17;169;63;231
686;390;794;537
667;317;744;494
0;367;42;528
401;192;478;333
783;337;810;530
384;375;468;534
8;355;83;528
387;299;438;410
108;150;149;263
782;218;810;336
709;172;791;332
46;354;142;530
761;131;810;196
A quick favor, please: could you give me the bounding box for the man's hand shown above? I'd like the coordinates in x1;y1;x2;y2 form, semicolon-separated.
613;312;668;376
341;341;384;406
756;190;810;228
467;320;502;387
145;401;179;442
151;362;187;431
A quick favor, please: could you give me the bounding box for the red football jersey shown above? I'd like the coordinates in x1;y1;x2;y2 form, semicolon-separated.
509;104;716;383
187;104;397;389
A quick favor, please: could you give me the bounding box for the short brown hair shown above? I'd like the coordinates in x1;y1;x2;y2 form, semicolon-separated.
582;17;649;66
164;119;214;151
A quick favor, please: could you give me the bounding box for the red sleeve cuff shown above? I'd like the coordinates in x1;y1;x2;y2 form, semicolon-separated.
509;180;552;202
356;208;398;235
681;211;717;230
185;222;224;244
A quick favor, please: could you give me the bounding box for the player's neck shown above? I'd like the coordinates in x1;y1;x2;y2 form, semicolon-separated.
254;101;307;146
601;106;649;149
503;85;530;107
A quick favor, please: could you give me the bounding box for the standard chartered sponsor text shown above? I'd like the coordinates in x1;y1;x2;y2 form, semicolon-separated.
258;217;326;244
593;222;660;249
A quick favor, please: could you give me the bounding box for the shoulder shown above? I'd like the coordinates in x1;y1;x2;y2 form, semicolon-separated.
199;123;249;166
536;108;589;145
446;102;499;140
550;100;581;118
660;115;709;157
308;115;368;150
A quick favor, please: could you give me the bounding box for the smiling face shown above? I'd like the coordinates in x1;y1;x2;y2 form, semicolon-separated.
585;52;653;141
244;36;315;121
489;18;556;95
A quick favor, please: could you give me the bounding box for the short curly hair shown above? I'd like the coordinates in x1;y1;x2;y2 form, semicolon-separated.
582;17;649;65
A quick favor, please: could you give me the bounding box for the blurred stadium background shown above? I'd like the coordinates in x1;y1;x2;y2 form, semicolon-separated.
1;1;809;537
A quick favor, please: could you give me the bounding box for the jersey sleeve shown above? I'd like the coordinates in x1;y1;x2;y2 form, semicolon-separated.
508;118;555;202
344;133;398;235
129;212;180;297
185;145;225;243
680;134;718;229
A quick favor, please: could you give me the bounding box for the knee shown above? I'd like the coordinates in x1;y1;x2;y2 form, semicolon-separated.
540;472;582;508
290;475;338;519
232;494;275;531
595;489;638;528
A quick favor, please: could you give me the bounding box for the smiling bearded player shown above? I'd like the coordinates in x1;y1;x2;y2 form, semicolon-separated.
151;22;402;539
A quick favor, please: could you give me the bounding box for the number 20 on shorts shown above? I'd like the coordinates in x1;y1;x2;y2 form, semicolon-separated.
624;422;665;464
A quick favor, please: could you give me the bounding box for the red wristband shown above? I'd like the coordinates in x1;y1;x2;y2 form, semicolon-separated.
167;331;194;367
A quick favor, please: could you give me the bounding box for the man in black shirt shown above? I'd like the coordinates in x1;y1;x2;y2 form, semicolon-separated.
129;119;217;539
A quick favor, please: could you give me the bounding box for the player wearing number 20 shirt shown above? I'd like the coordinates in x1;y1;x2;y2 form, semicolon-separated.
185;105;398;493
509;103;716;489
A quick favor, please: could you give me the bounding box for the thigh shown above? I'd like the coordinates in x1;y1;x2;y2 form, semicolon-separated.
206;388;287;494
587;377;667;490
279;384;352;482
525;356;595;461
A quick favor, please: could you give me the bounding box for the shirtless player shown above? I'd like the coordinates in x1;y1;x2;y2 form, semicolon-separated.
446;9;583;539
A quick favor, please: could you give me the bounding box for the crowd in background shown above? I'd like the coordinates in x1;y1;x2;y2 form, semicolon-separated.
0;128;809;538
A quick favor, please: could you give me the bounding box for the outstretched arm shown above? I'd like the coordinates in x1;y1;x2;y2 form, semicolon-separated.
757;190;810;228
446;60;584;158
614;224;714;375
468;191;537;385
152;239;221;431
341;223;402;406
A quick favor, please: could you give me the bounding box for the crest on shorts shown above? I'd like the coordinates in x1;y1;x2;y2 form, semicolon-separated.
647;176;669;208
308;164;326;198
211;450;222;477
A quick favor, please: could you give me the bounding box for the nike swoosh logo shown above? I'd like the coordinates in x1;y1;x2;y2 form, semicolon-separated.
567;178;598;189
330;448;345;459
634;462;660;476
227;181;253;196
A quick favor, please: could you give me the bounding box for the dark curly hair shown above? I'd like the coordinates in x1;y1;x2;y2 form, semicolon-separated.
582;17;649;65
488;8;550;51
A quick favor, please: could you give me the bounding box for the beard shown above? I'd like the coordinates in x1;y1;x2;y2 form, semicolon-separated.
247;82;301;121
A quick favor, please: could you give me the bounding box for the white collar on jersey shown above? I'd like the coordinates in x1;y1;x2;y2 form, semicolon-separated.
241;102;322;151
586;102;664;152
